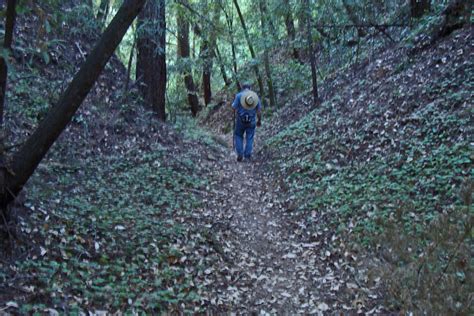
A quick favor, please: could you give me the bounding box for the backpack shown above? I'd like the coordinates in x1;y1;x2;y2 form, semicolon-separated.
240;112;252;124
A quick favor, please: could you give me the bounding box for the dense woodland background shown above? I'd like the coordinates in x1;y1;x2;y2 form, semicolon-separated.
0;0;472;313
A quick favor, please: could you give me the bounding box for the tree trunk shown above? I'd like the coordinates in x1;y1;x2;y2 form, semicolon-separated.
221;1;241;90
4;0;147;205
283;0;300;62
125;34;136;93
259;0;276;107
0;0;17;223
304;0;319;106
233;0;265;101
230;37;241;91
193;22;213;105
200;0;212;106
155;0;167;120
177;7;200;117
0;0;16;124
202;0;224;105
201;40;212;106
410;0;431;18
135;12;147;93
97;0;109;27
136;0;167;120
215;44;231;87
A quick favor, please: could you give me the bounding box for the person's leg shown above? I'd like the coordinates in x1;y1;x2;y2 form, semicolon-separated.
234;119;244;160
244;125;255;159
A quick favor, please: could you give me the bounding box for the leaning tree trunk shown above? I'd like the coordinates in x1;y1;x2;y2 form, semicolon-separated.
259;0;276;107
4;0;147;207
233;0;265;101
177;7;200;117
304;0;319;106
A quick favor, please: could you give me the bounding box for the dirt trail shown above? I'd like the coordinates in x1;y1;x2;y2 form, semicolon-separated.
200;138;334;314
193;129;386;314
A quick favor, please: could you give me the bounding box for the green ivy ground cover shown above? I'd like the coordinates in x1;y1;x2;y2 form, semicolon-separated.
12;137;209;313
267;89;471;247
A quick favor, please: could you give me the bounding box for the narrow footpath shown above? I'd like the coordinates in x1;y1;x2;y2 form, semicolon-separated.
196;136;385;314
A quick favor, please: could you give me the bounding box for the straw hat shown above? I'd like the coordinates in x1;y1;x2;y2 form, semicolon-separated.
240;90;259;110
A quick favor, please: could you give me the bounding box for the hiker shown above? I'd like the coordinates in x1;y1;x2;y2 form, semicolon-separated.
232;84;262;162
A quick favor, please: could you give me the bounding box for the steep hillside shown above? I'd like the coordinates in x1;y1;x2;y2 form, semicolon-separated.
5;0;130;151
263;24;472;233
261;25;472;312
1;2;228;313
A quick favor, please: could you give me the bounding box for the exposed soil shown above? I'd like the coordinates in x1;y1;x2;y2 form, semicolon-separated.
192;135;386;313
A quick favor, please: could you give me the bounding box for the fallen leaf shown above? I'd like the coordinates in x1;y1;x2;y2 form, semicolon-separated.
6;302;19;308
318;302;329;311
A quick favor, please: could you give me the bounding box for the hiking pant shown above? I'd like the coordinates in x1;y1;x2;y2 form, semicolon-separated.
235;118;256;158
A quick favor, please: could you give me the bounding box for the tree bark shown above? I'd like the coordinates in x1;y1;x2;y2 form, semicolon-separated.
177;6;200;117
193;22;213;104
233;0;265;101
259;0;276;107
0;0;17;222
125;34;136;93
135;11;147;92
136;0;167;120
304;0;319;106
0;0;16;124
215;44;231;87
155;0;167;120
220;1;241;90
230;41;241;91
198;0;212;106
202;0;224;104
5;0;147;204
201;40;212;106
